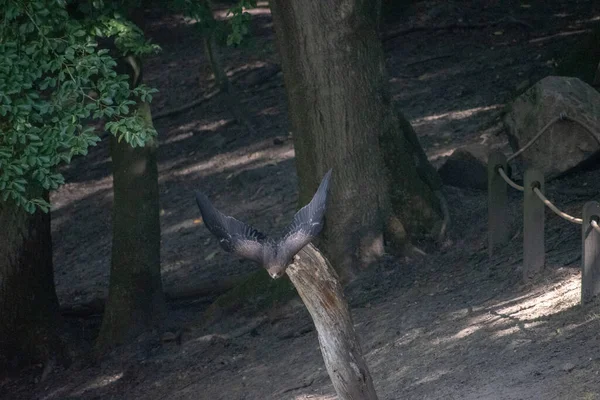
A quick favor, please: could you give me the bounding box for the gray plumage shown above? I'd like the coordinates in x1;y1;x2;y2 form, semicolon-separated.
195;169;332;279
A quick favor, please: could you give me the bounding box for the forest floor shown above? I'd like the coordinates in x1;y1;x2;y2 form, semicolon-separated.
4;0;600;399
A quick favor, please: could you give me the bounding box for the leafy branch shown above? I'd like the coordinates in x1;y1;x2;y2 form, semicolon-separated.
0;0;160;212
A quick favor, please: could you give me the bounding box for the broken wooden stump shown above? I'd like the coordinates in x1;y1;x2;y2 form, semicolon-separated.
286;243;378;400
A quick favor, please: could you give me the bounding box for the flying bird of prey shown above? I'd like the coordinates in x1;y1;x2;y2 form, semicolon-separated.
195;169;332;279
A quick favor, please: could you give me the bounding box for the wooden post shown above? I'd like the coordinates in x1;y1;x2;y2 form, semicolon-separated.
286;244;378;400
582;201;600;304
523;168;545;279
488;151;510;258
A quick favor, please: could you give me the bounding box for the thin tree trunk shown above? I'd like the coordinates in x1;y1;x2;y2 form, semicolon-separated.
270;0;442;280
287;244;378;400
201;0;257;135
0;190;64;371
95;53;165;351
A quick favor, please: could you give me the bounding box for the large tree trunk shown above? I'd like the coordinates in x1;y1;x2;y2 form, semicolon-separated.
0;190;64;371
95;52;165;351
270;0;442;280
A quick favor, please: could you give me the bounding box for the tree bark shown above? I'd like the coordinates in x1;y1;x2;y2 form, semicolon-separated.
269;0;442;280
287;244;378;400
95;53;165;350
0;190;64;371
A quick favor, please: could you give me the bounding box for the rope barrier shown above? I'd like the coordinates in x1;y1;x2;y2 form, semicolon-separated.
496;112;600;227
507;115;564;162
497;165;585;221
592;219;600;235
489;112;600;299
506;113;600;163
497;167;524;191
532;187;583;224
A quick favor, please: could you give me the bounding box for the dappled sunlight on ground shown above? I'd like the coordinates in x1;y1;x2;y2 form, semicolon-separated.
489;273;580;326
412;104;504;128
355;264;600;399
166;139;294;180
530;28;592;44
70;372;124;397
51;178;113;213
18;2;598;400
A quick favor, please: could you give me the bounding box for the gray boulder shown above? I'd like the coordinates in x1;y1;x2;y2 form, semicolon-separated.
504;76;600;179
438;144;491;190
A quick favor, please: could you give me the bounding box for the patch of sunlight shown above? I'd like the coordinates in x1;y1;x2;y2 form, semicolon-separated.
51;178;113;212
492;325;522;339
163;219;197;236
452;324;483;340
412;368;452;386
226;60;272;78
529;29;590;44
428;147;457;161
179;2;271;25
485;273;581;339
214;5;271;19
393;327;426;347
498;275;579;319
257;106;281;116
442;309;500;342
380;365;411;381
411;104;503;127
169;139;295;180
487;294;536;310
165;119;232;145
162;259;192;274
71;372;124;396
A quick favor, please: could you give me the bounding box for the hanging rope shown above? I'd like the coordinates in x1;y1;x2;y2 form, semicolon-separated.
497;167;524;191
531;187;583;224
507;113;600;162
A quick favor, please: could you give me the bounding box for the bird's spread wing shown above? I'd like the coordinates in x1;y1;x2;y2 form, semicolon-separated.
195;191;266;264
278;169;332;262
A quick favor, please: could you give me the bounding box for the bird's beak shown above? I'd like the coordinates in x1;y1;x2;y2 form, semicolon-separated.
269;271;283;279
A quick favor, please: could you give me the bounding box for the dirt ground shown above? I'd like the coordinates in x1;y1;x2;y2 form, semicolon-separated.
3;1;600;399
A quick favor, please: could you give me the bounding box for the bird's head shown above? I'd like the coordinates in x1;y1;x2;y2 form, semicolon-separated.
266;263;286;279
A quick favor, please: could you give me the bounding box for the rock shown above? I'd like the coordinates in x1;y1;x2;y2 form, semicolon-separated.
562;362;576;373
273;136;288;145
504;76;600;180
438;144;491;190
